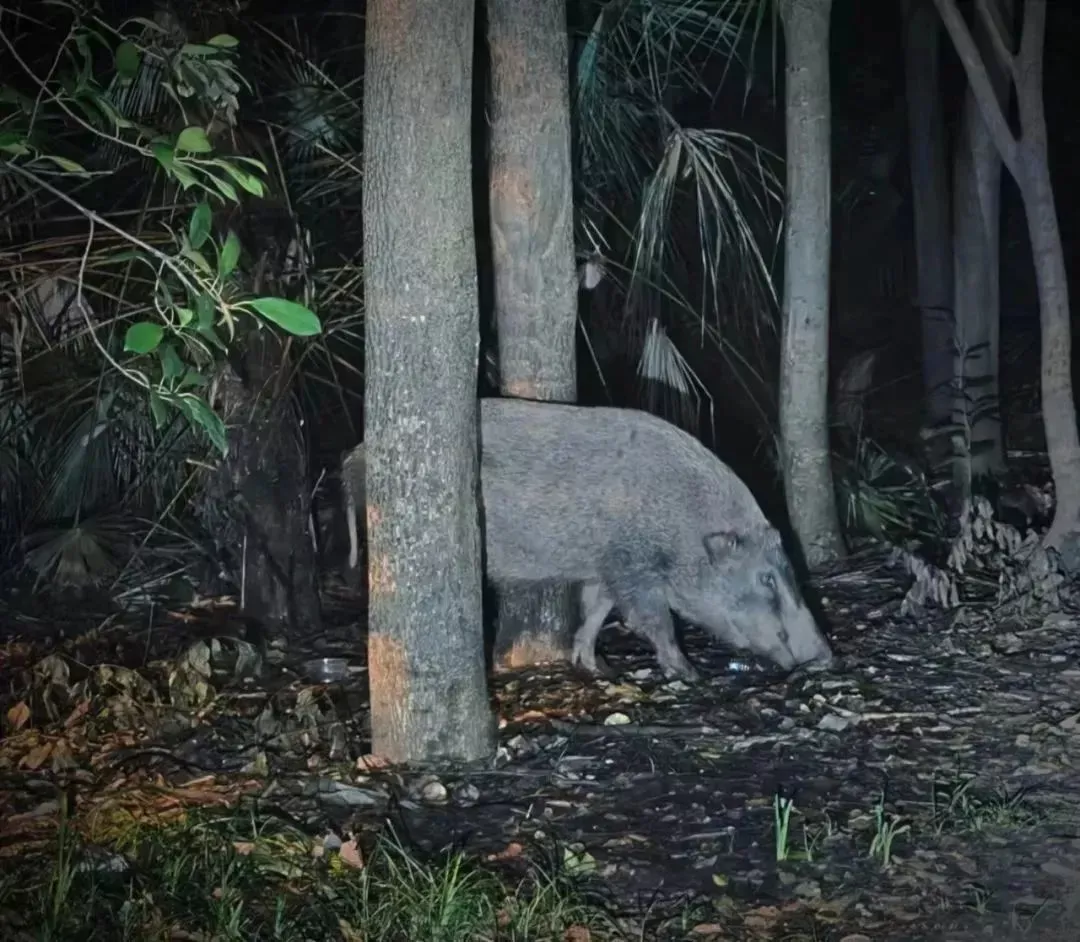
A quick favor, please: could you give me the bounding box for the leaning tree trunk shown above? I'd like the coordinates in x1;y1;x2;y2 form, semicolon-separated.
933;0;1080;558
777;0;845;567
363;0;494;762
950;0;1013;490
903;0;954;437
486;0;579;670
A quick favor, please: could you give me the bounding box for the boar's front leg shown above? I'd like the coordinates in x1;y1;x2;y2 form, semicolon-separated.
618;586;699;682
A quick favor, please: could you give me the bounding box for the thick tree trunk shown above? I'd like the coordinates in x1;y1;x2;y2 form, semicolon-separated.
903;0;954;432
206;326;321;636
933;0;1080;558
777;0;845;567
950;0;1013;488
362;0;494;762
486;0;578;670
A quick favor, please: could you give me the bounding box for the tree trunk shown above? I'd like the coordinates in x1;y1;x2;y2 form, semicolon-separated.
777;0;845;567
950;0;1013;489
362;0;495;762
903;0;954;433
933;0;1080;557
485;0;579;670
205;325;322;637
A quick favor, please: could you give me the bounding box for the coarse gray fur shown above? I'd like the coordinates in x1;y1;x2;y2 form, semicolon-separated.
344;398;834;681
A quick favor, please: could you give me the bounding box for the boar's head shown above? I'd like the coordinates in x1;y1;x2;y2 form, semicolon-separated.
674;527;834;672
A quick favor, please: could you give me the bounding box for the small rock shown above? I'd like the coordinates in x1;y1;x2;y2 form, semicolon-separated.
453;782;480;807
817;713;852;733
991;632;1026;655
604;712;632;726
420;780;448;804
506;734;539;758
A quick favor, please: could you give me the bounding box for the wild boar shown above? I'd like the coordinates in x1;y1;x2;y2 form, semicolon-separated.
344;398;834;681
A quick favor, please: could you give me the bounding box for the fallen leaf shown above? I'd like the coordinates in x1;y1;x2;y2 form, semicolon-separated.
742;905;784;931
339;838;365;870
689;924;729;938
487;842;525;862
337;917;365;941
20;741;52;771
63;699;91;729
6;701;30;731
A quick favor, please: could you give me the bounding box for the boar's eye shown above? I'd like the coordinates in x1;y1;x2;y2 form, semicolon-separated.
758;570;776;592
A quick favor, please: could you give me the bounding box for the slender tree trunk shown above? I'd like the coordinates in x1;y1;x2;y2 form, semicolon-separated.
933;0;1080;556
486;0;579;669
777;0;844;567
951;0;1013;489
903;0;954;433
363;0;494;762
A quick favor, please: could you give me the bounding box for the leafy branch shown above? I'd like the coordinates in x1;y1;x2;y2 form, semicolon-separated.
0;11;322;455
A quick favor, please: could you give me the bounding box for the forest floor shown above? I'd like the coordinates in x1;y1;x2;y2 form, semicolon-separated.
3;541;1080;941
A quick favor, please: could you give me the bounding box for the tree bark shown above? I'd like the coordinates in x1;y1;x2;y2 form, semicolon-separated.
362;0;495;762
205;325;322;637
903;0;954;432
933;0;1080;555
777;0;845;567
950;0;1013;488
486;0;578;670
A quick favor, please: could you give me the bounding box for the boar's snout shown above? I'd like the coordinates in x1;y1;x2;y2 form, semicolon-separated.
775;598;834;673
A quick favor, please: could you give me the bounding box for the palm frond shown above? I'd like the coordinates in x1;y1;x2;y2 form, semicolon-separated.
570;0;782;433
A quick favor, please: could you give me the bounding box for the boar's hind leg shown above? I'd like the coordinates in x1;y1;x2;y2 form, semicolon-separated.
618;587;699;682
572;582;616;678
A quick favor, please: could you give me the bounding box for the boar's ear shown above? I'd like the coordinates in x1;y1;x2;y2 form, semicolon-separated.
703;530;743;564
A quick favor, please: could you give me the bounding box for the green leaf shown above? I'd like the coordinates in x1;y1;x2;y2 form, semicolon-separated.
91;94;133;130
178;393;227;455
207;34;239;48
114;41;140;79
181;43;227;57
233;156;269;174
170;162;198;190
219;230;240;278
188;201;212;250
176;126;212;154
209;174;239;203
176;306;195;327
178;369;207;389
218;160;264;197
39;155;87;174
0;140;30;157
124;321;164;354
181;246;213;274
152;141;175;168
148;389;168;428
196;323;227;352
195;293;215;329
158;342;185;381
245;298;322;337
71;95;106;128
